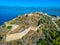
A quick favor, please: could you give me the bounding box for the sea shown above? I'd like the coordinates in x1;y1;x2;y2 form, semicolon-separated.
0;6;60;25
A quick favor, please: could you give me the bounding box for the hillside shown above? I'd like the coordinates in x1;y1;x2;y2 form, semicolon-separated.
0;12;60;45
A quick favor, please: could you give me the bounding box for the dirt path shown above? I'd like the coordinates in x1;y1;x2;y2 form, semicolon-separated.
5;24;41;42
5;27;31;41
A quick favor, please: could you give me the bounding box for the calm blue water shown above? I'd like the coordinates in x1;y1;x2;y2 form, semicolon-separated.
0;6;60;25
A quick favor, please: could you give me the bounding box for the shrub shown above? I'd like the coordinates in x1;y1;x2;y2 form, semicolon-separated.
0;36;3;41
7;26;12;29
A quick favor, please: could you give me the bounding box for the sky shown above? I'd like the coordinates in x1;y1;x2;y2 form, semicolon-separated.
0;0;60;7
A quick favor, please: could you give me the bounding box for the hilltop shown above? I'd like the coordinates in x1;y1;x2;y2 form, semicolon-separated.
0;12;60;45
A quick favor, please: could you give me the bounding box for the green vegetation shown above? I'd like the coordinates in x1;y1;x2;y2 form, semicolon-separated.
2;24;6;28
37;39;49;45
37;29;60;45
0;36;3;41
25;14;28;17
0;12;60;45
40;16;51;24
7;26;12;29
10;22;15;24
55;19;60;28
37;29;39;32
